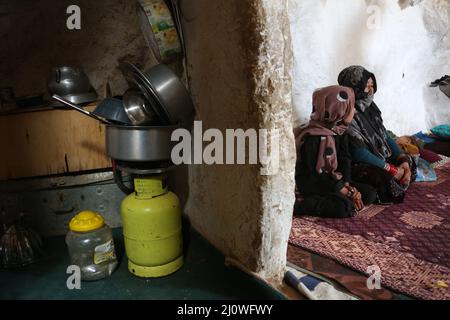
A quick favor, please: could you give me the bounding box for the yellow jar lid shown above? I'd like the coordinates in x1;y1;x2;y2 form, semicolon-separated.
69;210;105;232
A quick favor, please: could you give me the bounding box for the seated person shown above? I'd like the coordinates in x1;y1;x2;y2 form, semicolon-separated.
337;65;417;204
294;85;377;218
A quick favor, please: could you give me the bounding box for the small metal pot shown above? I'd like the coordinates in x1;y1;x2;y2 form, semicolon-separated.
106;125;177;162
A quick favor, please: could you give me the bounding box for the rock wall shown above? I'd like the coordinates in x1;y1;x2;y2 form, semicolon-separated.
0;0;156;100
181;0;295;281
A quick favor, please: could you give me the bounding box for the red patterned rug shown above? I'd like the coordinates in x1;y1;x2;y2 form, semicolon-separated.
289;162;450;300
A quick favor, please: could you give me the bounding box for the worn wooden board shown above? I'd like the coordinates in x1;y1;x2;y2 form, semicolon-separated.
0;105;110;180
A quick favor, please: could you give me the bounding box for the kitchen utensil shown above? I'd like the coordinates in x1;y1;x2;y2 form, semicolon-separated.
49;92;98;107
48;66;91;94
48;66;97;106
123;89;157;125
121;62;194;126
137;0;182;63
141;64;194;126
121;63;171;125
0;220;43;269
52;94;113;125
93;97;132;125
106;124;177;162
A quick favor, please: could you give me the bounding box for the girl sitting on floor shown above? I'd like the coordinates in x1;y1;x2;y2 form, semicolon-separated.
294;85;377;218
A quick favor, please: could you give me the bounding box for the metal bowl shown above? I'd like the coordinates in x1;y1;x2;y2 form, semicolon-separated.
48;66;91;95
122;89;157;125
93;97;131;125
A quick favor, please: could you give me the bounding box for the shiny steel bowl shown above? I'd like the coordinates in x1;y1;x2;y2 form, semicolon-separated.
123;89;157;125
48;66;92;95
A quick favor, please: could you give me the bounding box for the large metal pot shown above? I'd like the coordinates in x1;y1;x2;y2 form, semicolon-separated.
106;125;177;162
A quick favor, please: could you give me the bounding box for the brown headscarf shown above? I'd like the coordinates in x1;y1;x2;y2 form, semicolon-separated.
294;85;355;181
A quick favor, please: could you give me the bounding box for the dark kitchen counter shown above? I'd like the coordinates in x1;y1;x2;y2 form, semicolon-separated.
0;226;285;300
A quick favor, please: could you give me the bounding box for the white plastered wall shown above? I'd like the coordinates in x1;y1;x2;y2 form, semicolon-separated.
289;0;450;135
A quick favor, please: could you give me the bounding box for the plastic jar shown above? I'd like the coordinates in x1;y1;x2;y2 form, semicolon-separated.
65;211;118;281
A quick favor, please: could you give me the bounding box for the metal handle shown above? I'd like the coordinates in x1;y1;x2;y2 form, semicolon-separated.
113;170;134;195
51;94;112;125
56;68;61;83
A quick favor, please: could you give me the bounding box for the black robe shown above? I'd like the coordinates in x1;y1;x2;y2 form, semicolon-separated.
294;133;377;218
296;133;351;195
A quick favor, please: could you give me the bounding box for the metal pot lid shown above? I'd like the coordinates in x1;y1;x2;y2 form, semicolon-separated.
142;64;194;126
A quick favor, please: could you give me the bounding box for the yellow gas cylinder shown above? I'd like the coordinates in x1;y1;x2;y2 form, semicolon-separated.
121;174;183;277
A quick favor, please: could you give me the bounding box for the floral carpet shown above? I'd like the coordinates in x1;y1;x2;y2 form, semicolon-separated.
289;162;450;300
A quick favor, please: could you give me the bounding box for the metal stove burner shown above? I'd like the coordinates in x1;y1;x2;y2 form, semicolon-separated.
114;160;173;173
116;163;174;175
112;159;174;194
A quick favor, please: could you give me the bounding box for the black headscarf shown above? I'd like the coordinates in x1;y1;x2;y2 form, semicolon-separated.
338;65;392;160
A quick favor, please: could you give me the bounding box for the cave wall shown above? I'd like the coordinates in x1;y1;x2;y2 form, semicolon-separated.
181;0;295;281
289;0;450;135
0;0;156;101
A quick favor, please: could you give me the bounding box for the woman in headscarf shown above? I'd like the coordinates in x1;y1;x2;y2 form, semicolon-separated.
294;85;377;218
337;65;416;204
